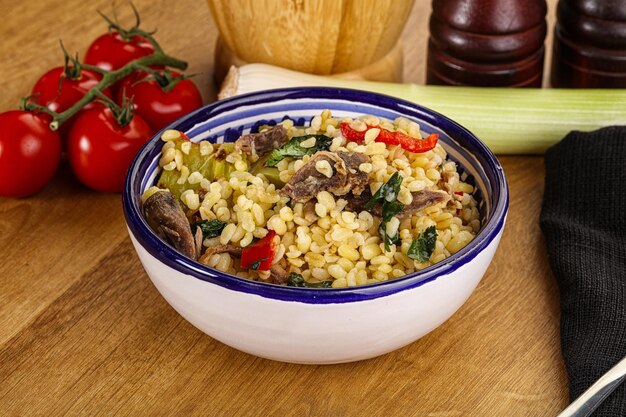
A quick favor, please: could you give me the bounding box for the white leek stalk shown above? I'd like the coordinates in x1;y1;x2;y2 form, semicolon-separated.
219;64;626;154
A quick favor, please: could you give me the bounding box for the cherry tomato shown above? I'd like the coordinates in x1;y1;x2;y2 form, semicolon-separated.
85;32;154;71
0;111;61;198
67;108;152;193
117;71;203;132
31;67;112;140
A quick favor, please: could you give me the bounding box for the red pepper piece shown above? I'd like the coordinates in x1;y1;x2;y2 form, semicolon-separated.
240;230;277;271
375;128;400;146
339;122;366;143
396;132;438;153
454;191;464;196
340;122;438;153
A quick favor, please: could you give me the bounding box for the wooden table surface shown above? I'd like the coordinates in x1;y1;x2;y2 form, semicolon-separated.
0;0;568;415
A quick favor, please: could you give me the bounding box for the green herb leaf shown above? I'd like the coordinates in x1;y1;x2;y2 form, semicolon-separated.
287;273;332;288
379;200;404;251
266;134;332;167
369;172;405;251
379;222;400;252
287;273;305;287
381;200;405;223
249;257;268;271
384;201;404;244
407;226;438;263
365;171;403;210
192;219;227;239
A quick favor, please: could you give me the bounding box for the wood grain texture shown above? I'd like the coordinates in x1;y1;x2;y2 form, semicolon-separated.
0;0;567;416
207;0;414;74
213;36;405;83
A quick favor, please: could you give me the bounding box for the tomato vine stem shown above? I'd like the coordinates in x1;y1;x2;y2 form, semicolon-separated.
45;52;187;131
21;3;188;131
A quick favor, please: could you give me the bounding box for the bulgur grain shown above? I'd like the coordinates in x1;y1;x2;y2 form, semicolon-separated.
148;110;480;287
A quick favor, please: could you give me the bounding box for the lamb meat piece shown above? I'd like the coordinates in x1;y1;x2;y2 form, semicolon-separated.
235;125;288;161
281;152;346;202
198;244;243;264
144;190;200;259
344;189;376;214
269;264;289;285
403;190;449;217
344;188;449;218
334;151;370;196
281;151;370;203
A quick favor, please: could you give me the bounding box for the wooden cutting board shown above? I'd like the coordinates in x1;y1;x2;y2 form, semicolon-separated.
0;0;567;415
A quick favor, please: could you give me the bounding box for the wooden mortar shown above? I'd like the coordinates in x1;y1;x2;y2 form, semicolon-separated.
208;0;414;83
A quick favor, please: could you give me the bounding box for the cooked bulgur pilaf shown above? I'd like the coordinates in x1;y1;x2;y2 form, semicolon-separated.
142;111;481;288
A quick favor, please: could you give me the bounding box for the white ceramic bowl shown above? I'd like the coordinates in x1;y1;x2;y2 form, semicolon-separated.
123;88;508;364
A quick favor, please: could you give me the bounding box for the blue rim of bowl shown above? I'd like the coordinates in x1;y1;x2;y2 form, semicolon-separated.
123;87;509;304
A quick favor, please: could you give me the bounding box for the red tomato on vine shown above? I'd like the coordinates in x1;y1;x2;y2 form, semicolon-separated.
0;111;61;198
117;70;202;132
31;55;112;141
67;106;152;193
84;5;154;72
85;33;154;72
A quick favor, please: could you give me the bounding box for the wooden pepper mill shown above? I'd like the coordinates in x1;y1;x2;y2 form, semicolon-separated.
551;0;626;88
427;0;548;87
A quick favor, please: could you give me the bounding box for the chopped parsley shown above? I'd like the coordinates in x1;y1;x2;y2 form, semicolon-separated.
365;171;403;210
407;226;438;263
266;134;332;167
378;200;404;251
249;257;268;271
366;172;405;251
287;273;332;288
191;219;227;239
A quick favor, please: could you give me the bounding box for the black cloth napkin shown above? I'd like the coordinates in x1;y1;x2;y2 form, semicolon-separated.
540;127;626;416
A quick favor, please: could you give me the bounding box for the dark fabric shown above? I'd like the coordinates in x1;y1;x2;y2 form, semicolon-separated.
540;126;626;416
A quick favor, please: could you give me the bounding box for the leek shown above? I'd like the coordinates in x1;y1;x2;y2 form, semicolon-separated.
157;142;236;198
219;64;626;154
